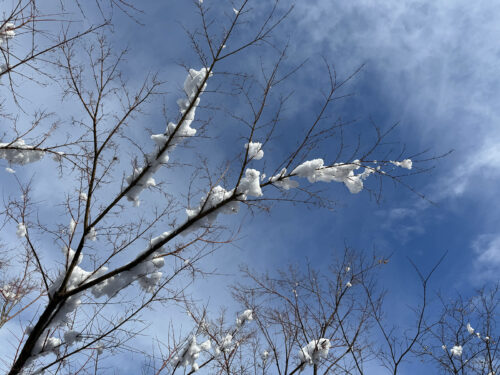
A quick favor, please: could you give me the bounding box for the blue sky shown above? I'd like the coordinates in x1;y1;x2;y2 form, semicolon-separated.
113;0;500;372
131;0;500;310
1;0;500;373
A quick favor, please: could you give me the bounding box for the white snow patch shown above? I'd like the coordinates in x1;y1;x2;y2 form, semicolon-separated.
69;219;77;234
125;68;211;205
237;169;263;198
450;345;463;357
172;337;211;372
63;330;81;345
245;142;264;160
292;159;374;194
16;223;26;238
0;22;15;47
0;284;18;301
85;227;97;242
236;309;253;327
390;159;412;170
269;168;299;190
0;139;45;165
298;338;331;365
184;185;238;234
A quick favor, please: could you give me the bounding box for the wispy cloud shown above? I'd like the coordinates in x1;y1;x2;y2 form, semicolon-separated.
375;206;425;244
432;141;500;199
291;0;500;200
471;233;500;283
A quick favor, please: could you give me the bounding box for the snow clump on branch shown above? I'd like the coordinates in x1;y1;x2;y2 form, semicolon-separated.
236;309;253;327
85;227;97;241
450;345;463;357
237;169;263;198
16;223;27;238
125;68;212;206
0;284;19;301
0;139;45;165
185;144;413;234
291;159;374;194
28;234;168;362
91;233;167;297
214;334;234;355
0;22;15;47
245;142;264;160
184;167;264;233
172;336;211;372
390;159;412;169
298;338;331;366
269;168;299;190
185;185;238;233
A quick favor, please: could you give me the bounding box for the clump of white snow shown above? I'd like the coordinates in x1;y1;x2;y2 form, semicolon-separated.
184;168;265;233
91;251;165;297
85;227;97;242
269;168;299;190
125;68;212;205
236;309;253;327
26;232;169;365
16;223;26;238
237;169;263;198
245;142;264;160
185;185;238;233
298;338;331;365
0;22;15;47
33;336;61;355
69;219;77;234
172;336;211;372
216;334;233;354
91;233;168;298
63;330;82;345
390;159;412;170
467;323;474;335
450;345;463;357
0;284;18;301
0;139;45;165
292;159;374;194
62;246;83;268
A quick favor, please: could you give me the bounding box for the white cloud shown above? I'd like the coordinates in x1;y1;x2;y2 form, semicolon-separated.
376;206;425;243
387;207;416;220
471;234;500;282
291;0;500;200
433;141;500;199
